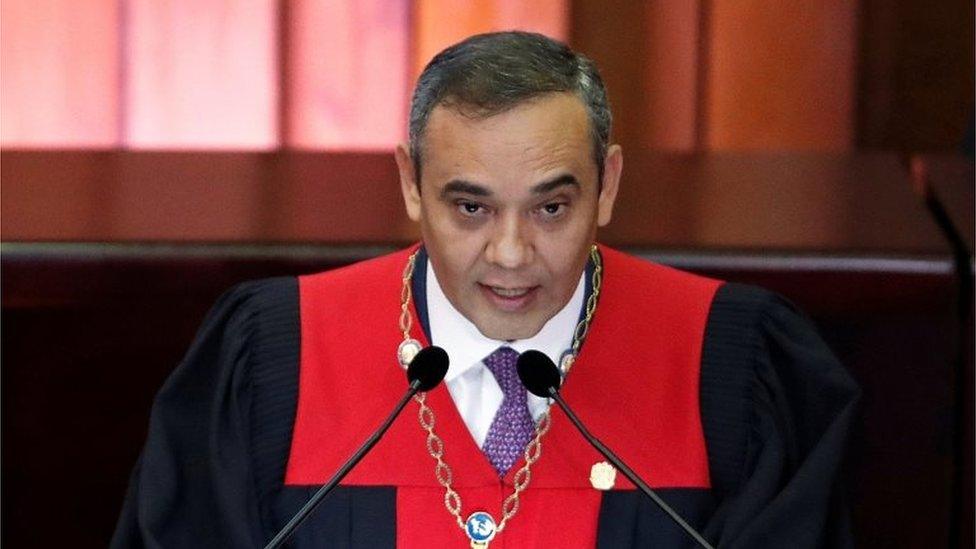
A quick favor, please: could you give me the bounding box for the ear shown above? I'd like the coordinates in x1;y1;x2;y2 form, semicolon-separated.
395;142;422;222
596;144;622;226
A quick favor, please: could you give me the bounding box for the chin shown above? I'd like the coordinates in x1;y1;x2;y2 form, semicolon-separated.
475;319;544;342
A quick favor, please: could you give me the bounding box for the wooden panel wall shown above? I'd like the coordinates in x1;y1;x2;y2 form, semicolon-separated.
0;0;120;147
4;1;969;152
572;1;859;152
285;0;411;149
413;0;568;76
703;1;857;150
858;0;975;151
124;0;279;148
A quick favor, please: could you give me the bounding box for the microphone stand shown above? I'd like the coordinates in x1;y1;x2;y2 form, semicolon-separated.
263;380;422;549
547;388;716;549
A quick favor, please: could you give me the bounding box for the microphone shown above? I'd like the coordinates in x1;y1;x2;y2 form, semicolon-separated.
264;346;449;549
516;350;715;549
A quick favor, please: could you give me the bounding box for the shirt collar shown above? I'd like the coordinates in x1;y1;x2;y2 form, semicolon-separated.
426;260;586;382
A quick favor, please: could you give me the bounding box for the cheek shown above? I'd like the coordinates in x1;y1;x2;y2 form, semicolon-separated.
422;216;484;278
536;225;594;284
534;240;575;273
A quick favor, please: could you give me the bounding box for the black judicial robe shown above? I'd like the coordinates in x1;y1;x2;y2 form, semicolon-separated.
112;246;859;548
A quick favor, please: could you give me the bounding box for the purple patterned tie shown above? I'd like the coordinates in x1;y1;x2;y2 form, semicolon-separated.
482;347;535;477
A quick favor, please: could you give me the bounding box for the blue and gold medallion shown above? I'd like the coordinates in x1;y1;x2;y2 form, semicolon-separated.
465;511;497;548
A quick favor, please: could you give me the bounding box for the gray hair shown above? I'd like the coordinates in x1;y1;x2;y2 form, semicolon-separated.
408;31;612;184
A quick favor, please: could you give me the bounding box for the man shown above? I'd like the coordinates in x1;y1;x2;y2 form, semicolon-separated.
113;32;858;548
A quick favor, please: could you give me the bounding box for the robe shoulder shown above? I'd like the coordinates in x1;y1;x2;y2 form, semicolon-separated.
700;282;860;548
300;247;416;300
111;277;301;548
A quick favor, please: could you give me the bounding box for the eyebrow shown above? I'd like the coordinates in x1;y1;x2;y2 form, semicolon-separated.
530;174;580;195
439;173;580;199
441;180;491;198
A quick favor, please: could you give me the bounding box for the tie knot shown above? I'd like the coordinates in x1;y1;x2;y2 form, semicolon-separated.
483;346;522;395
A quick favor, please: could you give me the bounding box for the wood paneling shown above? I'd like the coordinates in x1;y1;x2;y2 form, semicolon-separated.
285;0;410;149
602;152;945;254
0;150;950;257
124;0;278;148
570;0;655;153
858;0;975;151
413;0;568;76
0;0;120;147
2;0;971;153
573;1;859;152
704;0;857;150
0;151;413;243
641;0;702;150
570;0;701;150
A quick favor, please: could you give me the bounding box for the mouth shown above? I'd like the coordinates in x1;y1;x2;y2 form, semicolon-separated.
478;283;539;312
489;286;531;297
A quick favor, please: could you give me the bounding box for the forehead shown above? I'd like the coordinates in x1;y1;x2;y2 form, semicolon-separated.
421;93;595;188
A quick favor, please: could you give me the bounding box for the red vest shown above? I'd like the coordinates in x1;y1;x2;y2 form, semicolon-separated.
287;245;721;548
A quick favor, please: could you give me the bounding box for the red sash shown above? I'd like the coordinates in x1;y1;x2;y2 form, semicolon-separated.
287;245;721;548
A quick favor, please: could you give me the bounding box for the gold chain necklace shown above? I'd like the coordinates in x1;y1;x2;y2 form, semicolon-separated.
397;245;603;548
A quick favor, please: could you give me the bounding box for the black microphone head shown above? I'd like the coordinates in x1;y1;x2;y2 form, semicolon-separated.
516;350;561;398
406;345;449;391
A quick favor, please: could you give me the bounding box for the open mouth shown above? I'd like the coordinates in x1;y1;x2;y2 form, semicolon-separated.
479;283;539;311
489;286;530;297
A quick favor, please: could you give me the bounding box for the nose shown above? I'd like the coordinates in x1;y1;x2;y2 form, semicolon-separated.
485;213;533;269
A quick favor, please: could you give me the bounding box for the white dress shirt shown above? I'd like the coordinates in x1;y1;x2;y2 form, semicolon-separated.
426;261;586;448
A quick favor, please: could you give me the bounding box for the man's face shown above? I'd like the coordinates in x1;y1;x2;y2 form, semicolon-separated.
396;92;622;340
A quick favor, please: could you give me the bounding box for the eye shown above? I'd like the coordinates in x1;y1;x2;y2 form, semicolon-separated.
456;201;487;217
536;201;567;220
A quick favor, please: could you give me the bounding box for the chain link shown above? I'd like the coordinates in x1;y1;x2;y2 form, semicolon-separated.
415;392;466;529
402;244;602;539
497;410;550;531
399;253;417;340
571;246;602;357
